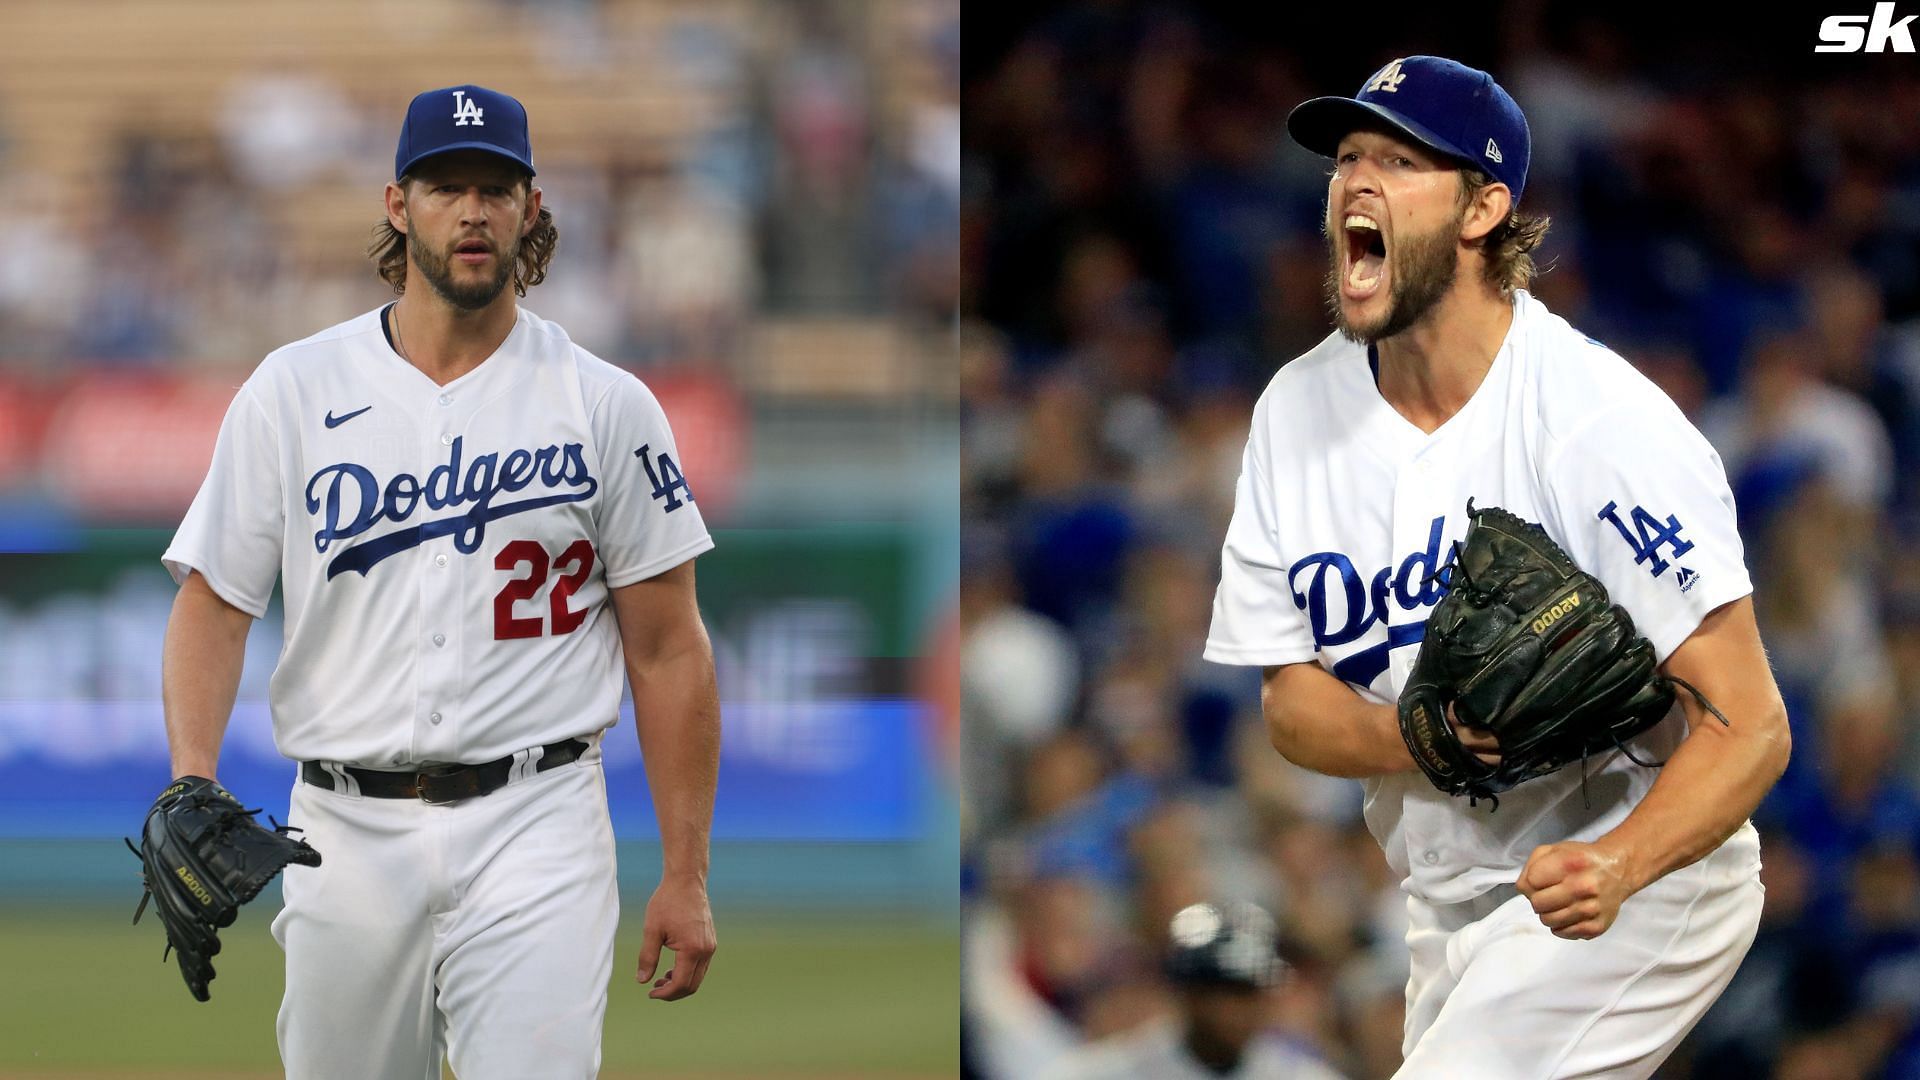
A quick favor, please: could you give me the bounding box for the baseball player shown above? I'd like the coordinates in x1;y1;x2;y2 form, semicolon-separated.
157;84;719;1078
1204;57;1791;1078
1044;901;1347;1080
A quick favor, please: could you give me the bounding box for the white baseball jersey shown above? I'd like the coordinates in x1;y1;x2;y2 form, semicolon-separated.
164;304;713;767
1204;290;1760;905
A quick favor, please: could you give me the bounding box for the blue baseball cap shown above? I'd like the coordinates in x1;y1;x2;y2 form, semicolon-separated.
394;84;536;180
1287;56;1529;203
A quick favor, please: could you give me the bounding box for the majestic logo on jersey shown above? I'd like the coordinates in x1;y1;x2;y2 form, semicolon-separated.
1287;515;1449;688
1675;566;1700;593
306;436;596;579
1366;59;1408;94
324;405;372;428
451;89;485;126
1597;500;1693;578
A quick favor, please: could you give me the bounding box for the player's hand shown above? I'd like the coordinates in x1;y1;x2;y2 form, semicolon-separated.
1516;841;1632;940
637;876;717;1001
1449;704;1502;766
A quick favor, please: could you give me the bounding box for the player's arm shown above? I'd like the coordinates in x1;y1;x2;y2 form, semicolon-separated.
609;559;720;1000
1520;596;1790;937
161;570;255;780
1599;596;1788;882
1262;661;1423;778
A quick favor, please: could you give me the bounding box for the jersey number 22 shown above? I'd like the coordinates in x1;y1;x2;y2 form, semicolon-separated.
493;539;595;639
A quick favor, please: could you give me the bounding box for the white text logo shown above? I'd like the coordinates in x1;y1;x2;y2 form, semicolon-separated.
451;89;486;126
1818;3;1917;51
1366;59;1408;94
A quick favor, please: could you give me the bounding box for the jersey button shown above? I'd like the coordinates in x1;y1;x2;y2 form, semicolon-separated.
429;712;443;725
1423;850;1440;865
438;394;452;406
432;634;446;647
440;433;454;446
435;554;449;567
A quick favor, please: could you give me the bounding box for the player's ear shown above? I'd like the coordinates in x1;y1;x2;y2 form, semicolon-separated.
384;179;410;235
521;184;542;236
1458;178;1510;244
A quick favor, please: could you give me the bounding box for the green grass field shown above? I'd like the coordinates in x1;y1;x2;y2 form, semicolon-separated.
0;906;957;1078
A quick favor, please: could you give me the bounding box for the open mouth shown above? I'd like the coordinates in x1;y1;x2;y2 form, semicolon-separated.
1343;214;1386;297
454;239;492;263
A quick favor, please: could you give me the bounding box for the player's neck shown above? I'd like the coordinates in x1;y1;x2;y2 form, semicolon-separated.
1373;288;1514;434
390;291;518;386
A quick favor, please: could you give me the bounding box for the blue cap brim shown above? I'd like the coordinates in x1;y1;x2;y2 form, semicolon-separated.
397;141;536;180
1286;96;1473;172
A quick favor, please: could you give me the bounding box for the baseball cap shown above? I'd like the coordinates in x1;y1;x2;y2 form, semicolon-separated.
1164;901;1284;990
1287;56;1529;203
394;84;536;180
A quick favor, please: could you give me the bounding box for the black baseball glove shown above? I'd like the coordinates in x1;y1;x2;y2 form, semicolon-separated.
127;776;321;1001
1397;501;1726;807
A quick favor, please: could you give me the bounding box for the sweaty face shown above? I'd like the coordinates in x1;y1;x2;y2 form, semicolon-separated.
1321;131;1468;344
401;152;533;311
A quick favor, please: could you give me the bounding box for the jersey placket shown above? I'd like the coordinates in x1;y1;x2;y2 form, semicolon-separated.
413;385;469;762
1391;435;1457;890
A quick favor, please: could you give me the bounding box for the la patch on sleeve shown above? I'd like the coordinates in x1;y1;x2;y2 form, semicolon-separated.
1597;500;1695;580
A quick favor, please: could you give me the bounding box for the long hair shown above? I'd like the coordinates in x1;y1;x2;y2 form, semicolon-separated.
1459;170;1550;298
368;177;558;297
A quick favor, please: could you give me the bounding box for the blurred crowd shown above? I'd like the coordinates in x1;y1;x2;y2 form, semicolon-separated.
961;3;1920;1078
0;0;959;377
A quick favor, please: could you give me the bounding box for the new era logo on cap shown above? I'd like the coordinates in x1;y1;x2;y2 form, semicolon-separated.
394;84;535;180
1286;55;1531;203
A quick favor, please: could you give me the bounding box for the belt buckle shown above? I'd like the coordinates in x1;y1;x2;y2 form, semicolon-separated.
415;764;465;805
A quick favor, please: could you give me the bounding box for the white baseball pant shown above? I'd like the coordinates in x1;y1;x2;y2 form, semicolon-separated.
272;750;619;1079
1397;823;1764;1079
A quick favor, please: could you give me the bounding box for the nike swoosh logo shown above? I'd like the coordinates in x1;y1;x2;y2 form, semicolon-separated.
325;406;373;429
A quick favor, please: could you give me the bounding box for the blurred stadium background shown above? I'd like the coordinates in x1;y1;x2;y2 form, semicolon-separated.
0;1;958;1076
962;4;1920;1079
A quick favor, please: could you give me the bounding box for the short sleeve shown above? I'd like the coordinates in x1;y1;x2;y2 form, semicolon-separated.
1203;406;1318;666
161;381;284;617
591;373;715;587
1544;401;1753;663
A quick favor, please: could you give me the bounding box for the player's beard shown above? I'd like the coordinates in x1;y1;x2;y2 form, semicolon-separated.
1324;204;1463;345
411;231;520;311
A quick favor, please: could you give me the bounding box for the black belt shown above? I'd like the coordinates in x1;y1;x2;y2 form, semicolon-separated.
301;738;590;804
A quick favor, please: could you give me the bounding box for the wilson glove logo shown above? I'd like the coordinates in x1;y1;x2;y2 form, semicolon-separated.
1818;3;1917;51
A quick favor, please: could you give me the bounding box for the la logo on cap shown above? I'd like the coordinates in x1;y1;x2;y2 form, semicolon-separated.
452;89;485;127
1367;59;1408;94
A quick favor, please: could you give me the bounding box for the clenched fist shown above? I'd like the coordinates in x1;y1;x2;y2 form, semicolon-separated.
1517;841;1634;940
